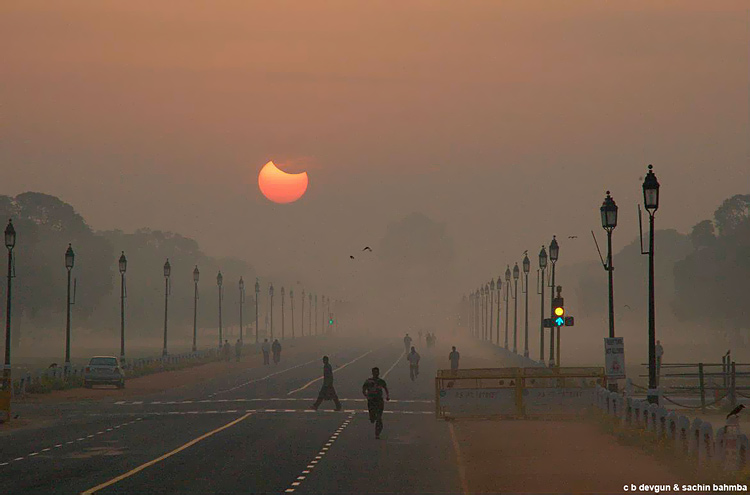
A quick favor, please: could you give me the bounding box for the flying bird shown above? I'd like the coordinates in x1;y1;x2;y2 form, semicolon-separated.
568;236;578;239
349;256;355;260
624;305;632;309
727;404;745;419
362;246;372;252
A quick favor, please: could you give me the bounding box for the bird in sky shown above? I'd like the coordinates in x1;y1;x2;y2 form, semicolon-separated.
624;305;632;309
727;404;745;418
568;236;578;239
362;246;372;252
349;256;355;260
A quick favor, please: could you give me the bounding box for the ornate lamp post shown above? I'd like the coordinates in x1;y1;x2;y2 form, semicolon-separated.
548;236;559;367
537;246;548;363
480;286;485;341
239;277;245;343
162;259;171;357
269;284;274;340
254;279;260;344
217;271;223;346
118;252;127;360
193;266;200;352
65;244;76;371
642;165;660;404
489;279;495;343
504;267;511;349
290;289;295;338
513;263;520;354
601;191;618;341
281;287;285;340
3;220;16;383
495;276;502;345
301;289;306;337
522;254;530;358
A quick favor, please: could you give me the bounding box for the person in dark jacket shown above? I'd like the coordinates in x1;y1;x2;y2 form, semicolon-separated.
310;356;342;411
272;339;282;365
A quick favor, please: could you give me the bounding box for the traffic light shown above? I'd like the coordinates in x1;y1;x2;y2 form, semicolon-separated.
329;317;334;325
552;297;565;327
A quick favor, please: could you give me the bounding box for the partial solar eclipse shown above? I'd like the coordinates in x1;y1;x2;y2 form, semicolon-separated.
258;161;309;204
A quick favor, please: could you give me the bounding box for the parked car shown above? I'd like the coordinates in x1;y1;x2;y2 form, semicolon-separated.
83;356;125;389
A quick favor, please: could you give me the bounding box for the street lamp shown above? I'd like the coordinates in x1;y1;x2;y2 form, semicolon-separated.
468;291;473;337
484;284;490;341
118;252;127;360
489;279;495;343
548;236;559;367
254;279;260;343
642;164;660;404
217;271;223;347
308;292;312;337
290;289;295;339
513;263;520;354
65;244;75;372
601;191;618;341
537;246;548;363
315;294;318;336
162;259;171;357
522;253;530;358
239;277;245;344
193;266;200;352
281;287;285;340
504;267;511;349
479;286;487;340
495;277;502;345
301;289;306;337
4;219;16;385
269;284;274;340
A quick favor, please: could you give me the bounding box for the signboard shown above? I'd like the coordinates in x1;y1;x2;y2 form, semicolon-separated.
523;387;595;415
438;388;517;416
604;337;626;380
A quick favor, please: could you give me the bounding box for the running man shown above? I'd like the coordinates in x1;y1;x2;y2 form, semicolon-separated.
310;356;342;411
362;367;390;439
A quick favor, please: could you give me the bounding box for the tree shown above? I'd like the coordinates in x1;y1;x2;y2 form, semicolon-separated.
714;194;750;237
689;220;715;250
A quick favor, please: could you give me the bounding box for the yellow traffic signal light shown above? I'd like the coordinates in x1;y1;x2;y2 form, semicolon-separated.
554;306;565;317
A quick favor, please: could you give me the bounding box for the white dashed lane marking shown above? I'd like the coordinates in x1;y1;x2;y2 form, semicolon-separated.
113;397;433;406
283;412;354;493
0;418;143;467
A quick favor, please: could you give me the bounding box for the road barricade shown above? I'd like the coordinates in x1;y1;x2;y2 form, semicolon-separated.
435;367;605;419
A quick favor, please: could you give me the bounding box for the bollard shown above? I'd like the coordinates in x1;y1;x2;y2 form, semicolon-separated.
690;418;704;457
699;422;714;466
677;415;691;454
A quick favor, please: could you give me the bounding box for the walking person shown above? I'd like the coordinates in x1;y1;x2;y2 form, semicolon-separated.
403;333;412;353
407;346;421;381
235;339;242;362
261;338;271;365
449;346;460;372
310;356;342;411
655;340;664;385
362;367;390;439
223;340;232;362
272;339;282;365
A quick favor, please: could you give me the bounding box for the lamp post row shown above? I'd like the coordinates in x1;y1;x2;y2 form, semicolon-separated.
461;165;659;394
1;230;330;370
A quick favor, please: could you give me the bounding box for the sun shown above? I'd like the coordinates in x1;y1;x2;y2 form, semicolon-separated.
258;161;309;204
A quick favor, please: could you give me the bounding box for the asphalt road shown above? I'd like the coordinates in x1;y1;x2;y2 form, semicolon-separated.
1;337;461;494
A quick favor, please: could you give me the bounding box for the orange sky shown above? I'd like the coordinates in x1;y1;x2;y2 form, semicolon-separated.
1;1;748;296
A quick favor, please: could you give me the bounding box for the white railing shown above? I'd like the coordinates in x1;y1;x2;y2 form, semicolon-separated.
594;386;749;472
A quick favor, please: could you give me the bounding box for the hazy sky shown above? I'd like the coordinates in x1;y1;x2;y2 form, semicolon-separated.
2;1;748;299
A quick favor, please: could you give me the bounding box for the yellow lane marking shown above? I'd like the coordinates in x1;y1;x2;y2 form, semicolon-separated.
80;413;252;494
448;422;470;495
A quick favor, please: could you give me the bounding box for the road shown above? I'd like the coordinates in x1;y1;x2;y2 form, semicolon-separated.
1;337;461;494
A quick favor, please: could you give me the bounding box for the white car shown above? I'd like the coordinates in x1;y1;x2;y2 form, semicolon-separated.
83;356;125;389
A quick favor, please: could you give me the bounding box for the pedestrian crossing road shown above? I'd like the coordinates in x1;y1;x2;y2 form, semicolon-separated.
1;337;461;494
